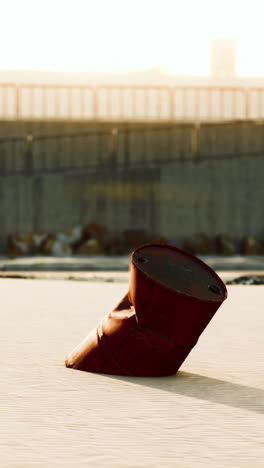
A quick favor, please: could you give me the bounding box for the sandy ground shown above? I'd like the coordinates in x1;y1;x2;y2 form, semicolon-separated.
1;279;263;468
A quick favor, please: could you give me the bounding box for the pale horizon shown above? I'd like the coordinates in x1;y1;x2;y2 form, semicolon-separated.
1;0;264;77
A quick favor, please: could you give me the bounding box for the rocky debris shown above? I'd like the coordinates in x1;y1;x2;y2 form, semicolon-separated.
100;233;126;255
7;232;48;257
82;222;109;244
216;233;236;255
183;233;216;255
41;238;72;256
226;275;264;285
97;226;125;254
5;224;264;258
77;222;116;255
75;238;102;255
7;228;84;258
40;226;84;257
56;226;83;247
183;233;264;256
240;236;264;255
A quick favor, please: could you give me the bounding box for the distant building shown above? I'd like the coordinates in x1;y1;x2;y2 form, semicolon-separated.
210;39;237;77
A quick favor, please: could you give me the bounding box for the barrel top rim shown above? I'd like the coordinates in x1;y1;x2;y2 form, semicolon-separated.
131;243;228;303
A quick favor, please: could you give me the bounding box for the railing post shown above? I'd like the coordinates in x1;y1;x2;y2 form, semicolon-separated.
192;122;200;160
15;85;20;120
124;126;130;166
244;88;250;120
109;127;118;164
25;134;34;173
169;88;174;121
93;88;98;121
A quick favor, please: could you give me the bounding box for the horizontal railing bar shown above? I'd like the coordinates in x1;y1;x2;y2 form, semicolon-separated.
13;84;95;90
0;136;25;144
1;82;264;91
0;119;263;143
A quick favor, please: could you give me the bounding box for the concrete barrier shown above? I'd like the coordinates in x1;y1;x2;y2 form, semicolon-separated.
0;120;263;250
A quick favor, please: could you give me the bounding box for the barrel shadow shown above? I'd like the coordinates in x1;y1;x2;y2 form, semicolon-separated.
106;371;264;415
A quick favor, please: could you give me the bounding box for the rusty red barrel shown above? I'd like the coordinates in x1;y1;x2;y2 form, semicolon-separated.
65;243;227;377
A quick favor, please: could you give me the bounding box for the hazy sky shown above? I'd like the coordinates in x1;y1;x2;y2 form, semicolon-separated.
0;0;263;75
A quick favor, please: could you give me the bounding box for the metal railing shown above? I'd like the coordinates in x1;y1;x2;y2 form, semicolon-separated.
2;83;264;121
1;121;264;176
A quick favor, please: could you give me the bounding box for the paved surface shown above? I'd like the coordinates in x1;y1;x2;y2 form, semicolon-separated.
1;279;263;467
1;254;264;271
0;255;130;271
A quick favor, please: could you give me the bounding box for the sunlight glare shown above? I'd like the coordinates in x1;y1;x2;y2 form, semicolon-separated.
0;0;264;75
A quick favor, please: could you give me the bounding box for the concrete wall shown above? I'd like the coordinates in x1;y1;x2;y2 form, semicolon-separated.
0;120;263;249
160;156;263;241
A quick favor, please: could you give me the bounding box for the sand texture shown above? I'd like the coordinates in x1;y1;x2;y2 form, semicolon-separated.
1;279;263;467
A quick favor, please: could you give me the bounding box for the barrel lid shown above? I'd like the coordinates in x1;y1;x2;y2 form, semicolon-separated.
132;244;227;302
